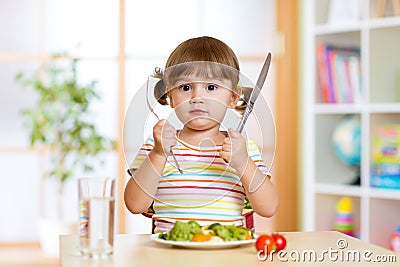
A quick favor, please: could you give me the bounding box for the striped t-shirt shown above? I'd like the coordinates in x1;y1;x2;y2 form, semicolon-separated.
129;134;270;233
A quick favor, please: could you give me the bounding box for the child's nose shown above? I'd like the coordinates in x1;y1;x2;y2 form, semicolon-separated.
190;84;205;102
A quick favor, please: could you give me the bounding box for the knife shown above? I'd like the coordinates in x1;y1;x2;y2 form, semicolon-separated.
236;53;272;133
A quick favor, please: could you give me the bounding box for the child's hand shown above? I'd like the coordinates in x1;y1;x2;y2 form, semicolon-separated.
152;119;177;157
220;128;248;170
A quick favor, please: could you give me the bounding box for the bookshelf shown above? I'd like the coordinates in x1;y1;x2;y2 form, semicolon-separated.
301;0;400;250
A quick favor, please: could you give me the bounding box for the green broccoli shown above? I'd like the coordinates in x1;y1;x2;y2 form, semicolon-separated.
212;225;250;241
158;221;253;242
159;220;202;241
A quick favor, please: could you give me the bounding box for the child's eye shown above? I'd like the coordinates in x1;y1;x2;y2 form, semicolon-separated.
179;84;191;91
206;84;218;91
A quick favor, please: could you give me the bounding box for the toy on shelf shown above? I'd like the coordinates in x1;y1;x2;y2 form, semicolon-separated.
390;225;400;253
371;124;400;190
332;115;361;185
375;0;400;18
333;197;354;237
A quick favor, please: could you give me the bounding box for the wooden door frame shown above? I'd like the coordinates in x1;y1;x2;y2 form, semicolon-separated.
274;0;300;231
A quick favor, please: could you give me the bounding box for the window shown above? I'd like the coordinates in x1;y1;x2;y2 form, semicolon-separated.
0;0;275;242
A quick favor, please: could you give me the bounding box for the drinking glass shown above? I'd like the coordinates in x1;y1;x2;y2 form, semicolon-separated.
78;177;115;257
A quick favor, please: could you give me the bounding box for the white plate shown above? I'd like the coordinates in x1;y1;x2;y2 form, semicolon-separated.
150;233;256;249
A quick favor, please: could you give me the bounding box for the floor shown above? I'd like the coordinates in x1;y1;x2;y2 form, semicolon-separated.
0;247;58;267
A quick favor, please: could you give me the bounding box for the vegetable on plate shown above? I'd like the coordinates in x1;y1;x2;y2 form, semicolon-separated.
158;220;254;242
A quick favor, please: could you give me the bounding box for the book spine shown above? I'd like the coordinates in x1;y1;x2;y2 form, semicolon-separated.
348;56;362;104
328;47;339;103
317;43;331;103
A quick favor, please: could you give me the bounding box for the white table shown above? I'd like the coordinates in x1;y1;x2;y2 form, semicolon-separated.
60;231;399;266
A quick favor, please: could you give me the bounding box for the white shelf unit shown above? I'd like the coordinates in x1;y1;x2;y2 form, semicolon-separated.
301;0;400;250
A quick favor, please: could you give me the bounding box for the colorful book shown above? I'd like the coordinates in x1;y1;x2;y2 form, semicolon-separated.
371;124;400;190
317;43;332;103
316;43;361;104
372;125;400;165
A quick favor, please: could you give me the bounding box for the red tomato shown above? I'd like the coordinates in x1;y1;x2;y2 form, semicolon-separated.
255;234;277;255
272;233;287;251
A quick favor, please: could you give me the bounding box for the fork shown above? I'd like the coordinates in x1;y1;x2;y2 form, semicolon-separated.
146;77;183;174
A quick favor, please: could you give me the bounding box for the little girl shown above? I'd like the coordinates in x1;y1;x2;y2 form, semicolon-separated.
124;36;278;233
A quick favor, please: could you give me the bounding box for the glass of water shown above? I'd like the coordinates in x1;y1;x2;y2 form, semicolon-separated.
78;177;115;257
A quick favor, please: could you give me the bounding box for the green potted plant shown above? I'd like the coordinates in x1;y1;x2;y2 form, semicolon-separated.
16;54;114;256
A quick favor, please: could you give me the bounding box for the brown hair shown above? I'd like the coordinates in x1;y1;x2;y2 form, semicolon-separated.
154;36;247;113
166;36;240;70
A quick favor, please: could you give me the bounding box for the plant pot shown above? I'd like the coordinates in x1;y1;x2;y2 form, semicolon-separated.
39;218;76;258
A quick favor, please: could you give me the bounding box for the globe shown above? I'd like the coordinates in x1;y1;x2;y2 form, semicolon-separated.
332;116;361;167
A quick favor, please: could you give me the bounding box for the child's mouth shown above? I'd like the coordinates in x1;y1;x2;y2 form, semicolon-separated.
190;109;208;115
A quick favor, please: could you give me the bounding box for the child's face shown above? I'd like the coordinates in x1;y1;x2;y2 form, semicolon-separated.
167;77;240;131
